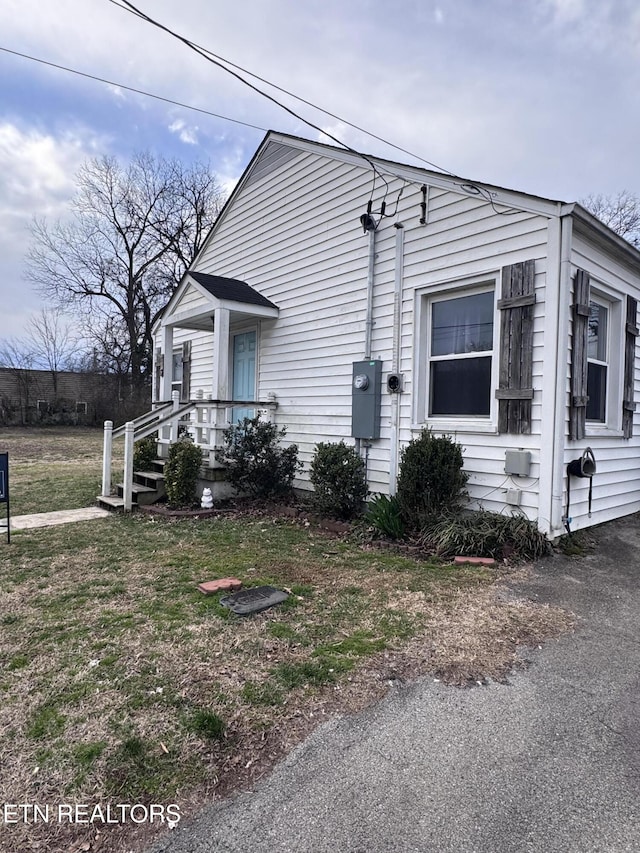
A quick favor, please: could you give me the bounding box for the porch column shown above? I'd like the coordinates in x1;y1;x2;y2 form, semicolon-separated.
211;307;230;465
160;323;174;402
211;307;230;400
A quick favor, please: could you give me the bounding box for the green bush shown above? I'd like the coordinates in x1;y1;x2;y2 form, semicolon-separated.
216;416;300;499
133;435;157;471
164;435;203;507
366;494;405;539
309;441;368;520
396;429;468;530
424;510;551;561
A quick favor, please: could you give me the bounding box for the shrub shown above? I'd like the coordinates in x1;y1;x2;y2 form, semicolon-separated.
309;441;368;520
216;416;300;499
367;494;405;539
396;429;468;530
423;510;551;561
164;435;203;507
133;435;157;471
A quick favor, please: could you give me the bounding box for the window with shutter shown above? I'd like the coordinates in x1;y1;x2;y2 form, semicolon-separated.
496;260;535;434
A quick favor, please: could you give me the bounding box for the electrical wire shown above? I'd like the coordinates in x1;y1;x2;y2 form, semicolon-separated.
107;0;389;202
0;45;267;133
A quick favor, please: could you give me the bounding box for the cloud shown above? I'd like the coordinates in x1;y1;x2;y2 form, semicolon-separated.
168;119;199;145
0;121;104;335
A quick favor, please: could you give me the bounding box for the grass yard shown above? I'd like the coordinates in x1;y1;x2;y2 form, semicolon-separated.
0;428;574;853
0;427;122;516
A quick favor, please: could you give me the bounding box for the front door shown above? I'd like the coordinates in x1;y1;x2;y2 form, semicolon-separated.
232;331;256;423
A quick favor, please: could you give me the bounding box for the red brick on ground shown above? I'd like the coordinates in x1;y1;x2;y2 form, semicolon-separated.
198;578;243;595
453;556;496;566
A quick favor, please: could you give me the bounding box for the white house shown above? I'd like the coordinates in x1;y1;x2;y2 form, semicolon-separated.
149;130;640;538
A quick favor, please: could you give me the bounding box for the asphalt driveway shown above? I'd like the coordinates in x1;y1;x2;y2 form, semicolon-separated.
150;516;640;853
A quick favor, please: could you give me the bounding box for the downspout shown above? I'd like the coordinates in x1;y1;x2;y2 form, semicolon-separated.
389;223;405;493
551;214;573;534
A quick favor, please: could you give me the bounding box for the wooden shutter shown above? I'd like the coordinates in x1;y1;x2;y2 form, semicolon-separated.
496;260;536;434
623;295;638;439
569;269;590;440
154;347;163;402
181;341;192;402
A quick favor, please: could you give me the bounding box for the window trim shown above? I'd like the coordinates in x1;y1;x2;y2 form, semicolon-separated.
585;287;623;435
415;275;499;431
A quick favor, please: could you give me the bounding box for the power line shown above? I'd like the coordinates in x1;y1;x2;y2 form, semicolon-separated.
107;0;390;201
0;45;267;133
107;1;523;215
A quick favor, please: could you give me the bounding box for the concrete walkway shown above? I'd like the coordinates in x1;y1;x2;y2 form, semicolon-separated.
7;506;111;530
148;515;640;853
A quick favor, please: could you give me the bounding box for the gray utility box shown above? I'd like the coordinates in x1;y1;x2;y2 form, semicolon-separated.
351;360;382;440
504;450;531;477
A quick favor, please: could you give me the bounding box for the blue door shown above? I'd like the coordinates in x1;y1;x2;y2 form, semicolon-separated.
232;331;256;423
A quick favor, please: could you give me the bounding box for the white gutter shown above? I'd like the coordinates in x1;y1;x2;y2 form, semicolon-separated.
551;215;573;534
389;223;405;493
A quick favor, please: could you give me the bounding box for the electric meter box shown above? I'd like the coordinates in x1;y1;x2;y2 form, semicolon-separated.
351;360;382;440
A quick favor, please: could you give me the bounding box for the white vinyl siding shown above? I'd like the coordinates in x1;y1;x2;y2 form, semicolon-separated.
157;135;640;536
194;144;552;514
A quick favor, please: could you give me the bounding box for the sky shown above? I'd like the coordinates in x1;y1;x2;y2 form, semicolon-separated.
1;0;639;342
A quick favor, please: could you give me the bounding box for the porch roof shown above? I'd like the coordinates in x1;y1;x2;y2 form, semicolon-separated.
160;271;279;330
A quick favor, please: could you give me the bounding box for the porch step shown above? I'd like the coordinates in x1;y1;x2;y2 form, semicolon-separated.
97;494;126;511
99;458;167;512
116;482;159;506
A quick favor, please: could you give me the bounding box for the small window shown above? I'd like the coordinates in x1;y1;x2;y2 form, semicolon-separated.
76;401;88;415
587;300;608;422
428;290;494;417
37;400;49;414
171;349;183;397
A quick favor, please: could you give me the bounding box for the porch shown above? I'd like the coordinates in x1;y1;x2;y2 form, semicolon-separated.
98;390;278;511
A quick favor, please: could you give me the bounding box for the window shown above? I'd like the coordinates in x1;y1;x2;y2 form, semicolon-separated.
586;300;608;422
171;348;183;397
76;401;88;415
428;289;495;417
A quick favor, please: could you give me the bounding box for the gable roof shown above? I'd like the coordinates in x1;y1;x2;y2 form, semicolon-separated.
189;272;278;310
191;130;640;276
154;271;279;332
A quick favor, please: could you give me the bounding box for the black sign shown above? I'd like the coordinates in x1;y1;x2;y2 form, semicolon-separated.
0;452;7;504
0;452;8;543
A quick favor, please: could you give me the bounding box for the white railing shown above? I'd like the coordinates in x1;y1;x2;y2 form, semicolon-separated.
101;390;277;511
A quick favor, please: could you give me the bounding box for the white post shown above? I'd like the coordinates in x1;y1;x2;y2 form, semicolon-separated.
101;420;113;496
211;307;230;467
123;421;135;512
169;389;180;444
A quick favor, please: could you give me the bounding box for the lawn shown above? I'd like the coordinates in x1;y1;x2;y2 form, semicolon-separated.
0;426;122;515
0;428;573;853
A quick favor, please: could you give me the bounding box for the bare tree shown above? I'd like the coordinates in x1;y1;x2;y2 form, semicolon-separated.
25;308;80;395
26;152;225;392
0;340;36;424
581;191;640;248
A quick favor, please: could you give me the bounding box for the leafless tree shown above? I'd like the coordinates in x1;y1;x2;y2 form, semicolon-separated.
26;152;225;392
581;191;640;248
0;340;37;424
24;308;80;395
